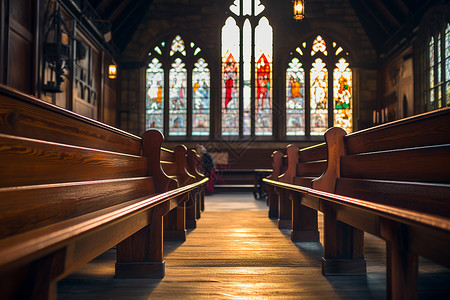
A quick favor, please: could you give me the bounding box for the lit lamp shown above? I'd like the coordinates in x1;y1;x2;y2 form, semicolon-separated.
108;64;117;79
293;0;305;20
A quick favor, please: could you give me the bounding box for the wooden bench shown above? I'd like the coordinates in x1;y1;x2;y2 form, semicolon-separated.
0;85;207;299
186;149;206;215
266;143;326;240
160;145;199;240
265;150;287;218
264;107;450;299
281;143;327;241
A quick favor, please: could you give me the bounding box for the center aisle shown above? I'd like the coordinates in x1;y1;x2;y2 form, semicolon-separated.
58;193;384;299
58;192;450;299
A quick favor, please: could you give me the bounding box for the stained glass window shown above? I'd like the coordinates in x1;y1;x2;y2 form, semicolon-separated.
286;58;305;135
169;58;187;136
446;24;450;106
146;35;210;137
333;58;352;133
222;0;273;136
170;35;186;56
426;22;450;110
192;58;210;136
311;35;327;56
146;58;164;130
222;17;240;136
429;36;435;106
286;35;353;136
310;58;328;135
255;17;273;136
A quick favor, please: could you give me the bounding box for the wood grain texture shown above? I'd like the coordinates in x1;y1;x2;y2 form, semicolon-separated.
57;198;450;299
0;86;141;155
0;134;147;187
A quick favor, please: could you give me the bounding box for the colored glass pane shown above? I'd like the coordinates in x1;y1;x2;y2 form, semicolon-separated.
222;17;240;135
154;46;162;55
243;0;251;15
192;58;210;136
168;58;187;136
243;20;251;135
170;35;186;56
310;58;328;135
429;37;435;68
333;58;352;133
286;58;305;136
312;35;327;56
446;24;450;58
446;24;450;105
146;58;164;131
254;0;265;16
230;0;239;15
255;17;273;136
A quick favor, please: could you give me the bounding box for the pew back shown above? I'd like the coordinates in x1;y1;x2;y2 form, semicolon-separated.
0;85;204;299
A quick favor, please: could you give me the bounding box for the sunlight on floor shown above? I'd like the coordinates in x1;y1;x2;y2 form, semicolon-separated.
205;192;267;211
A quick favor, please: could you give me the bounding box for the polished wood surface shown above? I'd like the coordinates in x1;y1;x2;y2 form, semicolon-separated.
58;194;450;299
264;107;450;299
0;87;208;299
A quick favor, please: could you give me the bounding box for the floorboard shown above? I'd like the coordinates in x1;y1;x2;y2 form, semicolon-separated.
58;193;450;299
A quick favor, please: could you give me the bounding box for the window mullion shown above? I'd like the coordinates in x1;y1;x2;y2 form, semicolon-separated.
305;60;311;136
163;60;170;137
327;64;334;129
187;61;192;137
251;19;255;136
239;20;244;137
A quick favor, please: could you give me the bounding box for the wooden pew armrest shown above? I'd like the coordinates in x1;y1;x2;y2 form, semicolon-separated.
306;188;450;232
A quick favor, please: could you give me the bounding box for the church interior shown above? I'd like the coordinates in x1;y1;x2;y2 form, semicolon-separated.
0;0;450;299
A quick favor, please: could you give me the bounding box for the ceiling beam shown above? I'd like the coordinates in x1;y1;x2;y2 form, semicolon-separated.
106;0;133;23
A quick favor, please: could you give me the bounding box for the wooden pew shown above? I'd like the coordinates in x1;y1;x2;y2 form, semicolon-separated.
266;150;287;219
264;107;450;300
286;143;327;242
0;85;207;299
186;149;206;217
160;145;198;240
267;143;326;236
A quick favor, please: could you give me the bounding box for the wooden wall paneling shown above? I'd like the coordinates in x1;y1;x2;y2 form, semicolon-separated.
8;0;35;94
0;0;7;84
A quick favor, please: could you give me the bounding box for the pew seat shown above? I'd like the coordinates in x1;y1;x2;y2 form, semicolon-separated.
264;107;450;300
0;85;207;299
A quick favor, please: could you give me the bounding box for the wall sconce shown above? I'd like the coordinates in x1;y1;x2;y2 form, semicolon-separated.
293;0;305;20
42;1;71;93
108;64;117;79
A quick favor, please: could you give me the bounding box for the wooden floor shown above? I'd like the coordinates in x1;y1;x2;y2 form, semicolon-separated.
58;193;450;299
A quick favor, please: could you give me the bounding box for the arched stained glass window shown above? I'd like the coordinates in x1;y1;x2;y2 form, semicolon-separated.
333;58;352;133
169;58;187;136
192;58;210;135
222;0;273;136
286;58;305;135
286;35;353;136
446;24;450;106
146;35;210;137
310;58;328;135
255;17;273;135
222;17;240;136
426;22;450;110
146;58;164;130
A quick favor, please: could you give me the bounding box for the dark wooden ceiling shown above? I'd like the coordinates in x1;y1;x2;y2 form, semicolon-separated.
83;0;154;52
348;0;443;56
84;0;444;56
